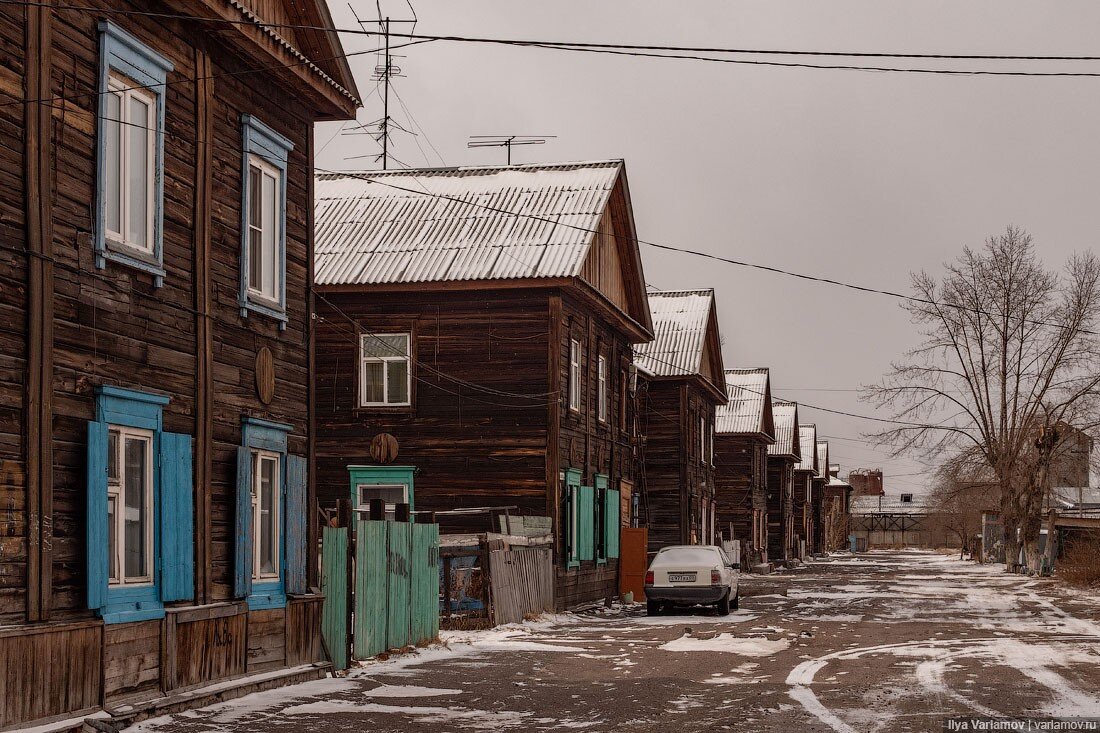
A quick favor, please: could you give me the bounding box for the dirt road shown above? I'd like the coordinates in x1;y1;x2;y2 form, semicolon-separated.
131;551;1100;732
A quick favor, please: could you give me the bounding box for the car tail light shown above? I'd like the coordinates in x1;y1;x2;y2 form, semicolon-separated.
711;568;721;585
645;571;654;585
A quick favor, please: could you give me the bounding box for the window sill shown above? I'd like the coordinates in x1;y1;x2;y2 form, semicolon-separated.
240;297;288;331
248;581;287;611
97;244;166;288
100;586;165;625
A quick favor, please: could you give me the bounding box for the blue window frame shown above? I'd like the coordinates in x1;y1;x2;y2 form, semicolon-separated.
94;22;173;286
86;386;194;624
239;115;293;329
235;417;308;609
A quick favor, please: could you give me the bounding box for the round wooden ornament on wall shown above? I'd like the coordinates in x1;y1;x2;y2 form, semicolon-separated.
255;347;275;405
370;433;400;464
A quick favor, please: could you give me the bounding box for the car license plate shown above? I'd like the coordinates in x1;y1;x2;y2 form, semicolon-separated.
668;573;696;583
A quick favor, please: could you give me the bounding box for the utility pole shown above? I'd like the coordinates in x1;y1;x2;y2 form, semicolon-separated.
380;16;390;169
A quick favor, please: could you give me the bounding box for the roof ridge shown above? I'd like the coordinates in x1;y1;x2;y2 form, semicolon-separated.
316;160;624;179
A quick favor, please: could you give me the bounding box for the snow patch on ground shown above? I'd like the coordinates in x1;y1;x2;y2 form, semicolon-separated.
660;633;790;656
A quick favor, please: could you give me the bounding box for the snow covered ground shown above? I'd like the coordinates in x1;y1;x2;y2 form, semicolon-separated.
128;550;1100;733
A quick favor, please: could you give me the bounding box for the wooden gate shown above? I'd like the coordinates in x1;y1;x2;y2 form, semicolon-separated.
353;519;439;660
487;547;554;625
619;527;648;600
320;526;349;669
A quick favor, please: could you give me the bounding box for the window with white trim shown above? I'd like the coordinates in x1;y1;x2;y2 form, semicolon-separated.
360;333;411;406
597;355;608;423
106;426;153;586
700;415;706;463
356;484;409;522
251;450;281;580
246;155;282;305
103;74;155;256
569;339;581;412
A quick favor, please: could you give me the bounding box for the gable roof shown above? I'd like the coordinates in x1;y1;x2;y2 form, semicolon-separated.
795;424;819;473
768;401;801;460
716;368;774;438
314;161;653;336
634;290;725;393
816;441;830;480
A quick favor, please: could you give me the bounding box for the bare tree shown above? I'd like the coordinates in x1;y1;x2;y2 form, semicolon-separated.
867;227;1100;573
925;451;998;559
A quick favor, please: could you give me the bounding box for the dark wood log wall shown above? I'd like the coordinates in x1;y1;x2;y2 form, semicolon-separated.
640;378;717;554
811;478;826;554
714;435;767;550
766;456;794;563
793;471;813;552
0;1;331;721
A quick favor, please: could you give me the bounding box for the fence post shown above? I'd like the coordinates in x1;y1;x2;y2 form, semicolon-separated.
395;502;410;523
369;498;385;521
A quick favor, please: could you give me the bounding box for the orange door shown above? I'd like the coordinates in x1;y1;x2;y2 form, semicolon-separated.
620;527;649;599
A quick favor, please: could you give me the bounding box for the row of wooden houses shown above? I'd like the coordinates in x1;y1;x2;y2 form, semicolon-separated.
0;1;853;727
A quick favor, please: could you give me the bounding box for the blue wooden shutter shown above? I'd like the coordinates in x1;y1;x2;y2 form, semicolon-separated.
86;421;109;612
234;446;253;598
159;432;194;602
606;488;621;559
578;486;595;561
285;454;308;595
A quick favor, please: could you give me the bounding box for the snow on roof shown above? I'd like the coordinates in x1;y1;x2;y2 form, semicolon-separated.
795;425;818;473
633;290;714;377
314;161;623;286
827;475;852;488
816;441;829;479
1049;486;1100;509
768;401;799;458
850;494;931;515
716;368;770;436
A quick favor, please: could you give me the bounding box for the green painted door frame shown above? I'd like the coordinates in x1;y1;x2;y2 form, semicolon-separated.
348;465;415;517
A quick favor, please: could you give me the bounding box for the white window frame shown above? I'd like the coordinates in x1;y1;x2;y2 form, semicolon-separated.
569;339;582;412
106;425;154;587
700;415;706;464
597;355;608;423
355;483;410;522
245;154;283;306
251;450;281;581
359;333;412;407
103;72;156;256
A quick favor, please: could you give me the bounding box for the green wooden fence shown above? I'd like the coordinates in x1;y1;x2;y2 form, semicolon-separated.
320;526;348;669
346;519;440;661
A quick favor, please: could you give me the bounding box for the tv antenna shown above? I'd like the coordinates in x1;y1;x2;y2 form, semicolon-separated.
350;1;418;169
467;135;557;166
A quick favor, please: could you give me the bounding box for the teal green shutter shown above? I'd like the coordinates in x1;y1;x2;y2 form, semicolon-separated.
606;489;621;559
86;421;109;612
285;454;308;595
234;446;253;598
159;432;194;602
578;486;595;561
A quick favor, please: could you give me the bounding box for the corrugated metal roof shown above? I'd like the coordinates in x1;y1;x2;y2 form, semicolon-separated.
816;441;829;479
851;495;930;515
716;368;769;435
314;161;623;286
633;290;714;377
795;424;818;472
768;401;799;458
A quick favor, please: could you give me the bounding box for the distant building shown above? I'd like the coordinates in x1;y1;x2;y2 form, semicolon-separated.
848;468;885;497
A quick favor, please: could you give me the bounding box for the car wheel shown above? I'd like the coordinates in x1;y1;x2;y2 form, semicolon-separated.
647;599;661;616
731;590;739;611
717;592;731;616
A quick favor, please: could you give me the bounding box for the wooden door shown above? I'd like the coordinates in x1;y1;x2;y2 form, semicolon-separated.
619;527;649;599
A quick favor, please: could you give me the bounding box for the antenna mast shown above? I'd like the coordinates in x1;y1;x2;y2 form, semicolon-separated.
467;135;557;165
350;2;415;169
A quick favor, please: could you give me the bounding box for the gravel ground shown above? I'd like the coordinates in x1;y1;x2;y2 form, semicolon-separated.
130;550;1100;733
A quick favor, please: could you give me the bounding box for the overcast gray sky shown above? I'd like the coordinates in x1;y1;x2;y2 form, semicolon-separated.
316;1;1100;494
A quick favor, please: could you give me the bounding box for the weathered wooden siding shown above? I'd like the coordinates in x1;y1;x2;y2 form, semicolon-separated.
793;471;813;551
766;456;794;563
714;435;767;549
314;288;551;520
640;378;718;554
0;621;102;727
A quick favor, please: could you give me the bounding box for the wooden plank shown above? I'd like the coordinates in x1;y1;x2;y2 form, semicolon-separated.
24;0;54;625
353;520;386;659
386;520;410;649
320;526;348;669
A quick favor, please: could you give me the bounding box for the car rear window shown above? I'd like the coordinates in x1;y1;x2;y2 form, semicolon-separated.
652;547;721;566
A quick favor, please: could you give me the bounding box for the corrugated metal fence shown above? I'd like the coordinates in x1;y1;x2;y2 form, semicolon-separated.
487;546;555;625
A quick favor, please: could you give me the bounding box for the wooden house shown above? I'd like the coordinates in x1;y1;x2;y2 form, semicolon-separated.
811;441;830;555
0;1;358;727
766;401;801;564
792;423;819;559
713;368;775;567
311;161;654;610
823;465;853;551
633;290;727;553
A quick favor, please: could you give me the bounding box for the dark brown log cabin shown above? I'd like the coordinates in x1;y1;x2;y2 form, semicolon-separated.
766;401;800;564
792;423;819;560
311;161;654;610
714;368;775;567
823;465;853;551
633;290;727;554
0;2;358;727
811;441;830;555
